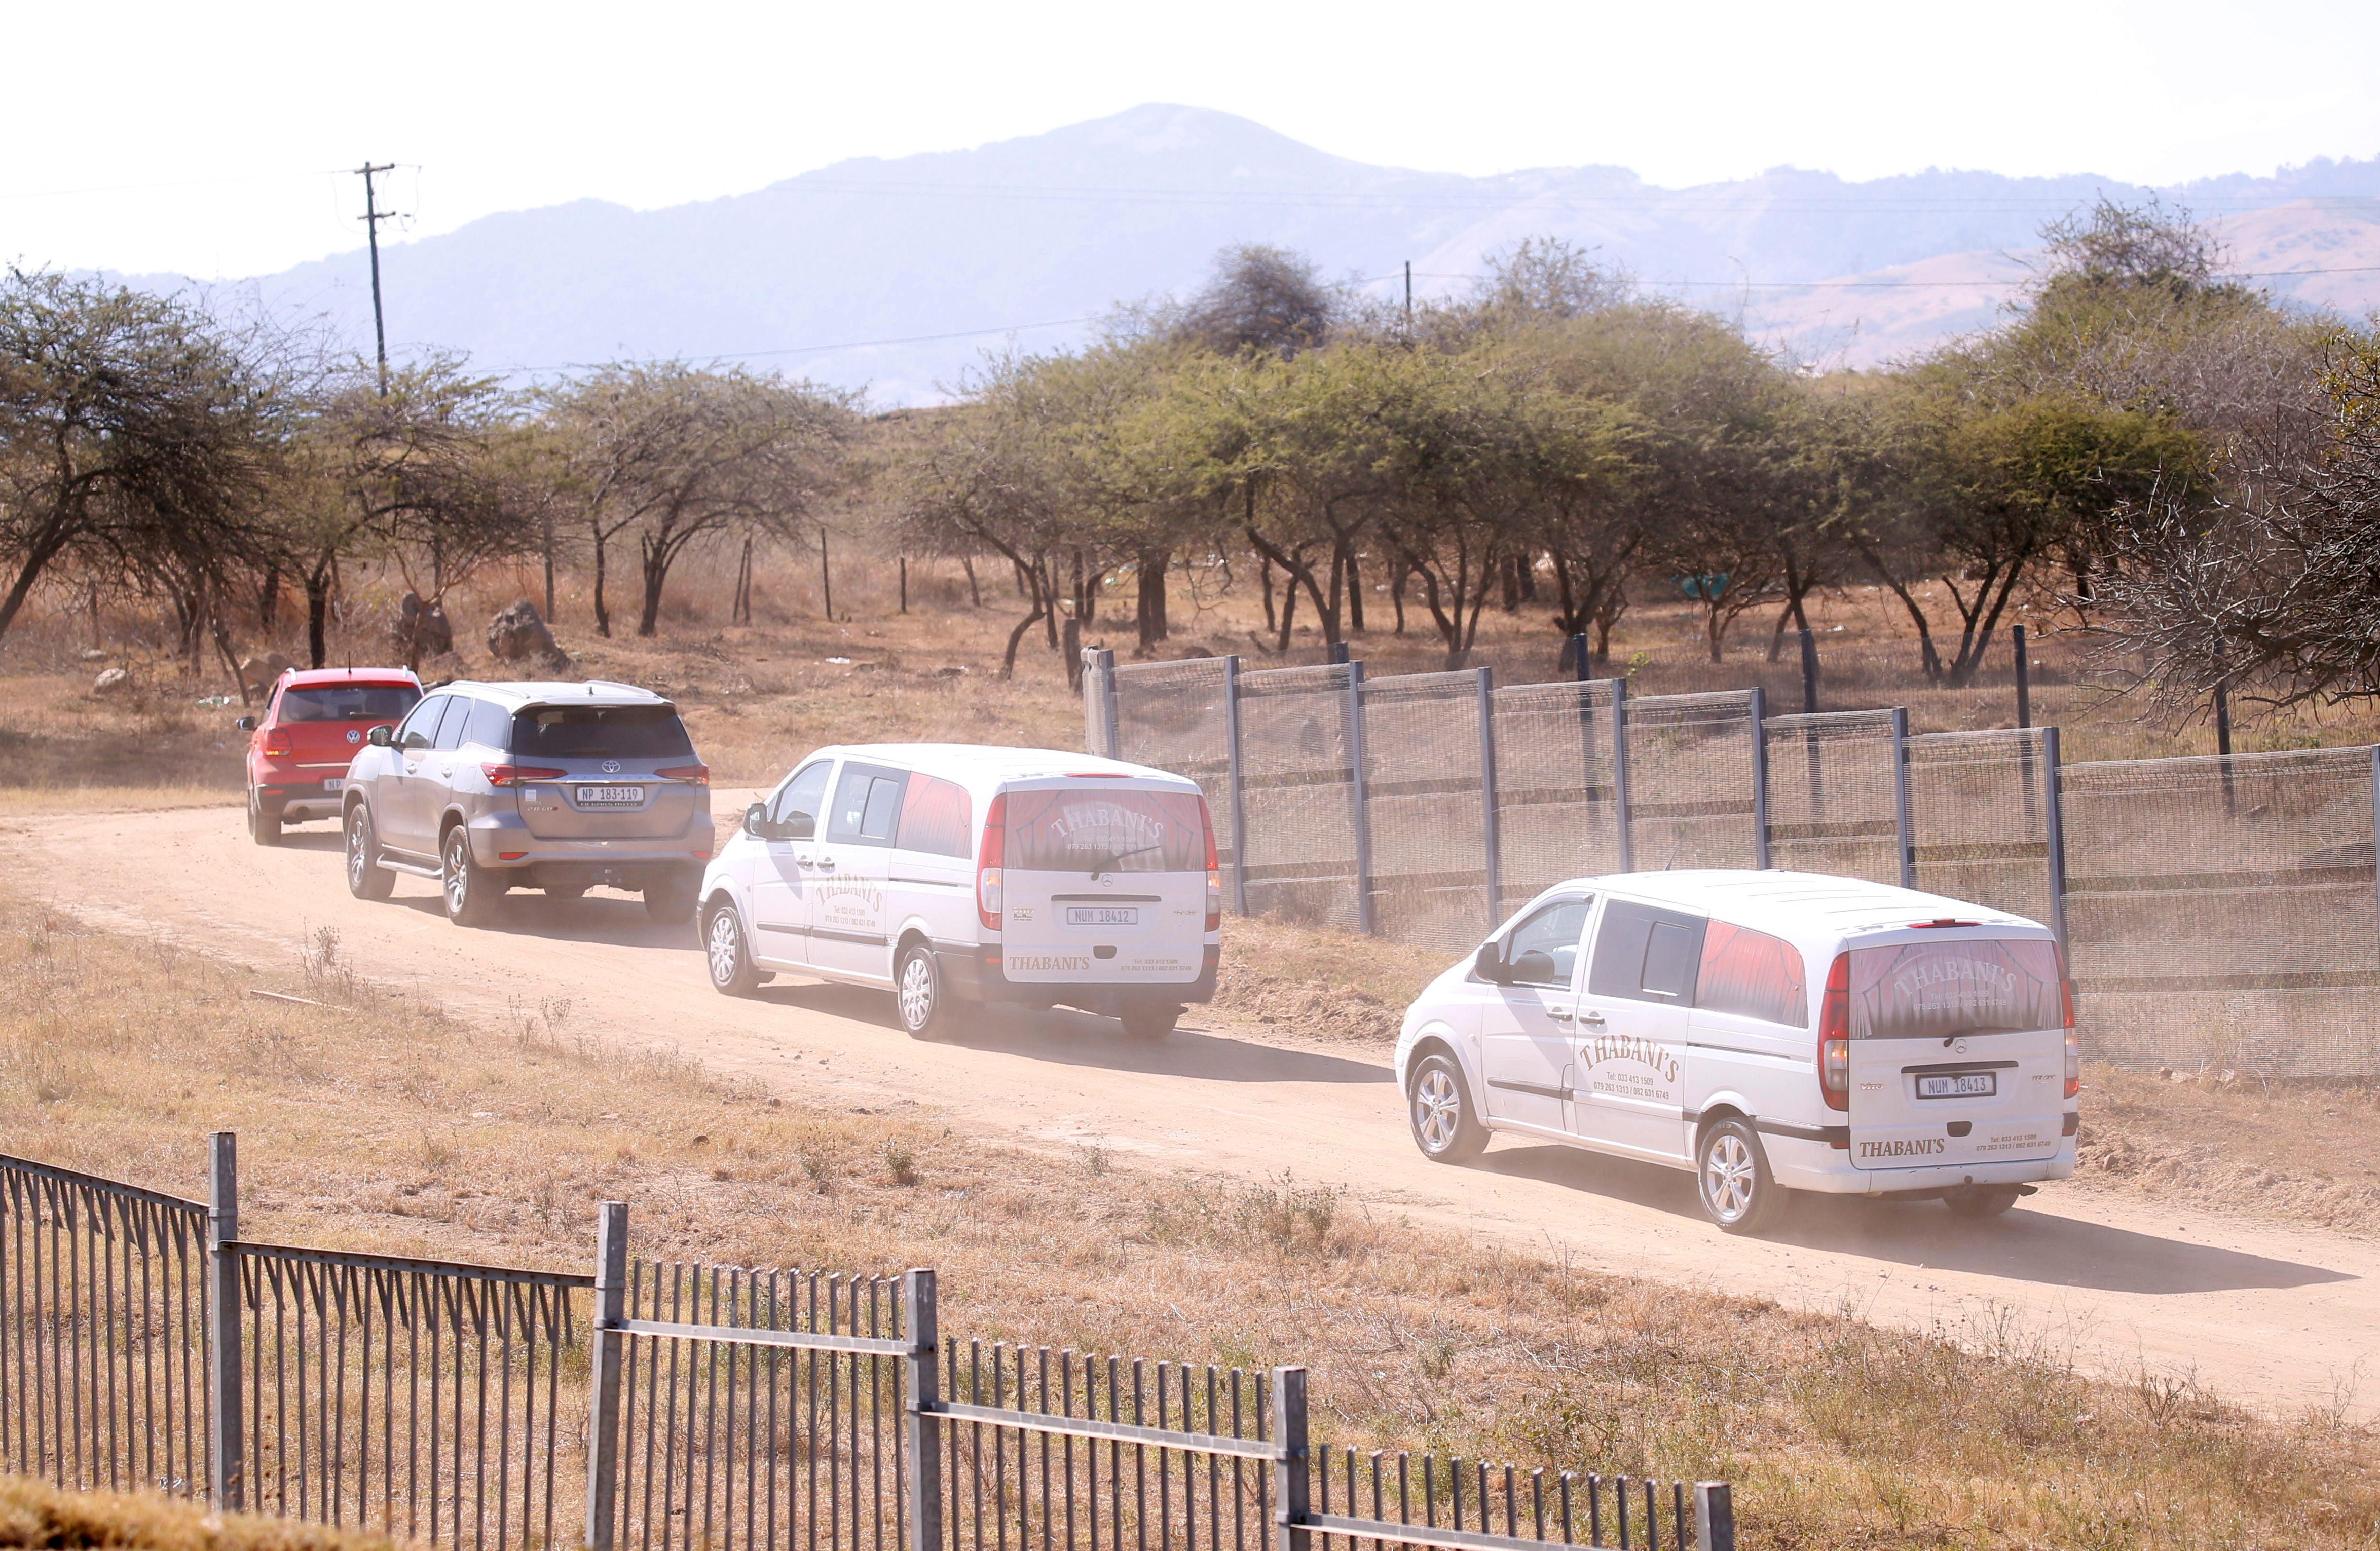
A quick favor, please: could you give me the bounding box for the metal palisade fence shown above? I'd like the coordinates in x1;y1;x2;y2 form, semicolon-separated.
1;1138;1735;1551
1085;645;2380;1078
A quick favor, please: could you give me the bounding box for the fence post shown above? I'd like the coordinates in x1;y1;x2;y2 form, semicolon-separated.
1223;655;1250;917
905;1269;942;1551
206;1131;243;1512
583;1201;628;1551
1798;627;1819;714
1612;679;1634;873
1271;1366;1310;1551
1346;661;1374;935
1748;686;1771;869
1098;649;1120;760
1477;666;1500;928
1694;1483;1735;1551
2043;725;2069;949
1891;707;1915;891
2013;623;2031;729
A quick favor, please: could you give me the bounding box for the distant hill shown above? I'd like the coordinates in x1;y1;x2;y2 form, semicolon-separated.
121;104;2380;398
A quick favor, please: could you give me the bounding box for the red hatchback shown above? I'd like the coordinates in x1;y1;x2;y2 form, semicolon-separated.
238;668;423;845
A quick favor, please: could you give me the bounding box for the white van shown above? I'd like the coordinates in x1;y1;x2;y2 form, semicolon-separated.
1393;870;2078;1231
697;744;1221;1039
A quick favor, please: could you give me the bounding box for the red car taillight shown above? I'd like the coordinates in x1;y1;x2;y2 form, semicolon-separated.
657;764;710;785
482;764;566;787
1818;950;1851;1112
260;731;292;759
1200;797;1221;932
976;793;1007;933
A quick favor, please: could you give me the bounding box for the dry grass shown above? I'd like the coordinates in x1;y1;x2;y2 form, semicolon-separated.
0;1476;391;1551
5;897;2379;1548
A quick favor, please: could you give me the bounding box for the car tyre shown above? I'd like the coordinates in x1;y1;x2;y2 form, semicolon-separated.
1945;1186;2022;1220
896;942;953;1039
704;901;764;997
442;825;503;928
1697;1117;1787;1235
1407;1051;1487;1163
1117;1004;1179;1042
344;805;394;901
246;789;281;846
645;875;699;924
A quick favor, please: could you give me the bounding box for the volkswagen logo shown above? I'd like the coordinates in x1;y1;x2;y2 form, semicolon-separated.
602;760;622;774
346;729;361;744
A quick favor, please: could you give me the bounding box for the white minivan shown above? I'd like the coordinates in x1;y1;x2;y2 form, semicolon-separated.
697;744;1221;1039
1393;870;2079;1232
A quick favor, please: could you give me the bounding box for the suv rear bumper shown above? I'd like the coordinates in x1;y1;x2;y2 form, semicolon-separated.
937;942;1218;1011
461;811;714;869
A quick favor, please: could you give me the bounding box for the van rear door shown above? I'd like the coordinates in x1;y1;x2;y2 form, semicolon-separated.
997;782;1207;986
1842;934;2068;1170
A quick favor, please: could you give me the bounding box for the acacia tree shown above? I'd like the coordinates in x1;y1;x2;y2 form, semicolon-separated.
0;268;286;646
541;363;857;637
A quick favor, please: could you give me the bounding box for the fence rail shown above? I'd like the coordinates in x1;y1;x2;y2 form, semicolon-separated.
1090;637;2380;1076
1;1141;1736;1551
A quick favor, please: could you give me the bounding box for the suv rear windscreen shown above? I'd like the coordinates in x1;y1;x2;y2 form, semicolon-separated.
1847;939;2063;1040
509;705;695;761
1004;788;1205;873
278;685;420;723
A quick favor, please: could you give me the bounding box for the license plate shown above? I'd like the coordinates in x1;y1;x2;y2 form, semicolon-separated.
1065;906;1139;926
321;778;343;792
576;786;645;806
1917;1073;1996;1099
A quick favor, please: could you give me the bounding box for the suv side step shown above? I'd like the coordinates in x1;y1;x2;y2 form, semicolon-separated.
378;855;442;880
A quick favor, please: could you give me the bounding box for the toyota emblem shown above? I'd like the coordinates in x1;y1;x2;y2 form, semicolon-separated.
346;729;361;744
602;760;622;774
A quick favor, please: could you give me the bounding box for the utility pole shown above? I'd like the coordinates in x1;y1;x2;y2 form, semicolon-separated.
1403;260;1412;331
355;162;397;395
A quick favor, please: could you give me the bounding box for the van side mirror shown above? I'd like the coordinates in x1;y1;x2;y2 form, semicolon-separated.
1509;949;1558;985
782;811;816;841
1473;942;1510;984
234;716;257;732
367;725;394;748
743;803;769;839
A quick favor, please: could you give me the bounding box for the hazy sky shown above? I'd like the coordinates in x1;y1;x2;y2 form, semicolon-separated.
5;0;2374;280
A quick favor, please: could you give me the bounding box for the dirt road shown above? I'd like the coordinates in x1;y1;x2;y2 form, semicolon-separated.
11;800;2375;1420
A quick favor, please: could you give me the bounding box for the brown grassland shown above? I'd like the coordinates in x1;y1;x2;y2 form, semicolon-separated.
5;892;2380;1551
0;1474;391;1551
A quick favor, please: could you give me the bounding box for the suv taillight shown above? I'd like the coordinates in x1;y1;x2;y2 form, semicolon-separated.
976;793;1007;933
657;764;710;785
1200;797;1221;932
483;764;566;787
1818;951;1850;1112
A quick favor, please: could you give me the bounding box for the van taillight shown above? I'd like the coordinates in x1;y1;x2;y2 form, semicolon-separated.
2057;943;2079;1097
976;793;1006;933
1818;951;1851;1112
1200;797;1221;932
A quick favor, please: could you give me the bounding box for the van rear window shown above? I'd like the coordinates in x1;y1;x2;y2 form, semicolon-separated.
509;705;694;760
1004;789;1205;873
1847;939;2064;1040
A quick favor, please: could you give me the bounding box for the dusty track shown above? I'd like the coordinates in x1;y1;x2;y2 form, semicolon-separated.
11;800;2376;1420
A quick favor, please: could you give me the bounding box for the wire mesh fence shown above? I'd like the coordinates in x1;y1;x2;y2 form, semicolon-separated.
1362;670;1495;950
1759;711;1905;887
1236;663;1362;932
1606;692;1762;874
1107;657;1238;881
0;1156;210;1499
2061;747;2380;1075
1489;679;1629;916
1902;730;2058;931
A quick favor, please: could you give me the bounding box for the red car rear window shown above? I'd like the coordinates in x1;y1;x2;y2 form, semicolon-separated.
276;685;420;723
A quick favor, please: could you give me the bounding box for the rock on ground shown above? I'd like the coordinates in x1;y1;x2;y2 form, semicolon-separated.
486;598;571;672
391;593;454;658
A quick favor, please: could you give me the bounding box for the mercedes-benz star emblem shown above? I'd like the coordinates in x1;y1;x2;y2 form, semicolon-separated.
602;760;622;774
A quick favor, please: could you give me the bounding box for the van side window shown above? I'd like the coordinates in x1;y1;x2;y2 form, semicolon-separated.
771;762;834;839
828;763;910;846
897;776;973;858
1588;900;1708;1003
1695;922;1808;1027
1498;898;1590;986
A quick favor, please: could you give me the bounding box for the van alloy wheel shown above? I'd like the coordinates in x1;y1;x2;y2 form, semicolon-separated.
896;945;943;1037
1696;1118;1784;1234
1406;1053;1485;1162
1414;1069;1462;1150
1703;1134;1757;1218
704;904;761;996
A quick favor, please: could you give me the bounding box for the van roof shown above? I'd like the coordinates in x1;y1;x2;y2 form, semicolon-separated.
805;743;1195;788
1576;869;2049;941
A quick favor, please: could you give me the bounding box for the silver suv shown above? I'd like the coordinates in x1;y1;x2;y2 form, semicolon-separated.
340;680;715;927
